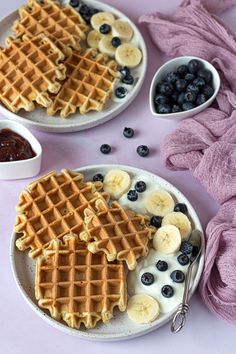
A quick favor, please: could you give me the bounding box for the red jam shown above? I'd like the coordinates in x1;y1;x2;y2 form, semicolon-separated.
0;128;36;162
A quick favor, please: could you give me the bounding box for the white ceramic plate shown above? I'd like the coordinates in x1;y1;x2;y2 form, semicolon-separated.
10;164;204;341
0;0;147;133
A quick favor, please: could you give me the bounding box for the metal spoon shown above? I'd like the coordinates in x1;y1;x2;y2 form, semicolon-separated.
171;229;202;334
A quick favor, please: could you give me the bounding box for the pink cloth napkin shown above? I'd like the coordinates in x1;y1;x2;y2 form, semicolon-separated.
140;0;236;324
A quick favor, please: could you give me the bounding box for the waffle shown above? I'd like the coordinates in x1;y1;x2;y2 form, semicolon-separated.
80;199;155;270
47;48;119;118
0;34;66;113
14;169;109;258
35;234;126;329
13;0;89;56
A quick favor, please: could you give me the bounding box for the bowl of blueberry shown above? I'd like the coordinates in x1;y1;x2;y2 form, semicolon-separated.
150;56;220;119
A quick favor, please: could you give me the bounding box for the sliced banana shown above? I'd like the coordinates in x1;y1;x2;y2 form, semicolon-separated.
91;12;115;32
144;189;175;217
127;294;160;324
115;43;142;68
162;212;192;240
98;35;116;57
87;30;103;49
103;169;131;199
153;225;181;254
112;20;133;41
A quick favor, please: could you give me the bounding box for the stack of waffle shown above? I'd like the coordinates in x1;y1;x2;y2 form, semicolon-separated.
0;0;119;117
14;169;155;329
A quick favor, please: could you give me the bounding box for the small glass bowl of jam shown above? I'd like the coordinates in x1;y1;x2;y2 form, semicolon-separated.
0;120;42;180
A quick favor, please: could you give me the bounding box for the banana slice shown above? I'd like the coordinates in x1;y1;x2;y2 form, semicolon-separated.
162;212;192;240
115;43;142;68
91;12;115;32
112;20;133;41
87;30;103;49
103;169;131;199
144;190;175;217
98;35;116;57
153;225;181;254
127;294;160;324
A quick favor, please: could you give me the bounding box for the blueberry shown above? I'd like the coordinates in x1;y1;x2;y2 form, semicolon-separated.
156;260;168;271
165;71;179;84
177;92;186;106
161;285;174;298
123;127;134;138
186;83;199;94
172;105;182;113
193;77;206;90
171;91;179;103
182;102;195;111
184;73;195;83
188;59;202;74
141;272;154;286
93;173;104;182
111;36;121;48
159;82;174;96
99;23;111;34
100;144;111;154
150;215;162;228
79;4;97;23
120;66;130;77
79;4;90;13
177;254;189;266
157;103;171;114
121;74;134;85
180;240;193;254
177;65;188;77
198;69;212;83
184;91;197;103
127;190;138;202
196;93;207;106
202;85;214;98
175;79;187;92
81;12;92;23
115;86;127;99
154;94;169;105
174;203;188;214
137;145;149;157
135;181;146;193
170;270;185;283
69;0;79;7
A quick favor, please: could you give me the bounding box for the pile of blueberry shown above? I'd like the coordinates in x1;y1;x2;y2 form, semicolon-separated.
154;59;215;114
127;180;146;202
69;0;100;24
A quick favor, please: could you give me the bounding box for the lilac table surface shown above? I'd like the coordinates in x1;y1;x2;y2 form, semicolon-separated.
0;1;235;353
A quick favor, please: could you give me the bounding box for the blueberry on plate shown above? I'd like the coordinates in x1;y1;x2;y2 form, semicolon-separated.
180;240;193;254
79;4;99;23
196;93;207;106
193;77;206;90
150;215;163;228
159;82;174;96
186;83;199;95
121;74;134;85
100;144;111;154
127;190;138;202
156;260;168;271
135;181;146;193
165;71;179;84
188;59;202;74
177;65;188;77
174;203;188;214
170;270;185;283
123;127;134;138
161;285;174;298
197;69;212;83
141;272;154;286
79;4;90;13
182;102;195;111
177;92;186;106
184;91;197;103
157;103;171;114
184;72;195;83
137;145;149;157
154;94;169;105
93;173;104;182
175;79;187;92
202;85;214;98
177;253;189;266
172;105;182;113
115;86;127;99
69;0;80;7
120;66;130;77
99;23;111;34
111;36;121;48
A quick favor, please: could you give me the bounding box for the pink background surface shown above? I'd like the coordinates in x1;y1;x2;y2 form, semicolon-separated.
0;1;235;353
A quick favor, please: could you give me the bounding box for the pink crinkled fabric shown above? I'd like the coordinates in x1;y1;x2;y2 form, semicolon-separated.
140;0;236;324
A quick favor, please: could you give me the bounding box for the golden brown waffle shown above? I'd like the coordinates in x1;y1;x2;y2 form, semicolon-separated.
47;48;119;118
35;234;126;329
14;169;109;258
13;0;89;56
0;34;66;113
80;199;155;270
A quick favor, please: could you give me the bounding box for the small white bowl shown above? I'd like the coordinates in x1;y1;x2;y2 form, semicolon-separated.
0;120;42;180
149;56;221;120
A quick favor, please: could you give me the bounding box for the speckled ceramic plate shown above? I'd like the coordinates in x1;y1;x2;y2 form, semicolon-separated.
10;164;205;341
0;0;147;133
